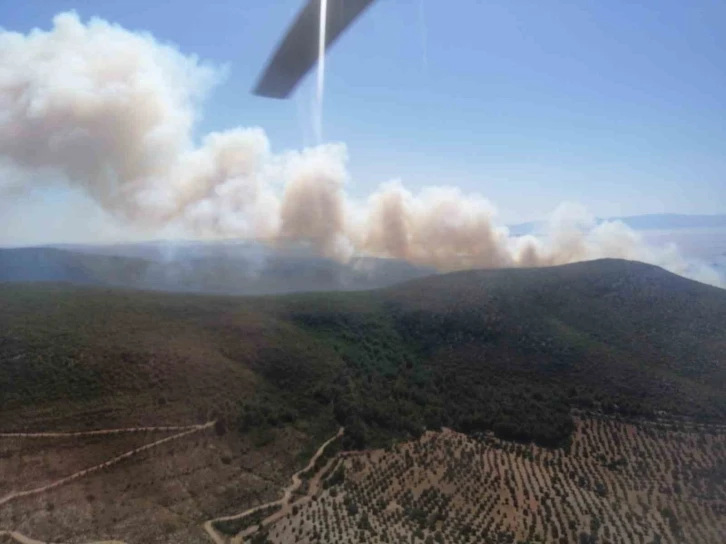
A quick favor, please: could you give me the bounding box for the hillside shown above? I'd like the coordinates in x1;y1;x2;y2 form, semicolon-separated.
2;258;725;447
1;258;726;543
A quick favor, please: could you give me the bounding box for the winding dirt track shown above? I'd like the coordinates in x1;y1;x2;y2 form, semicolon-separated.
0;421;215;544
230;455;340;544
1;423;342;544
0;422;215;508
203;427;344;544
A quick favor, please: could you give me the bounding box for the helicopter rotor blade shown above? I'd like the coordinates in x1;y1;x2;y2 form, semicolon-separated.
253;0;376;99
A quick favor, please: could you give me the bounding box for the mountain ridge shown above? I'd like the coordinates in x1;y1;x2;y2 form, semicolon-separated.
0;245;434;296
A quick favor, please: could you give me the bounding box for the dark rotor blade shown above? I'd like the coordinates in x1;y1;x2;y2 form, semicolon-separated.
254;0;376;99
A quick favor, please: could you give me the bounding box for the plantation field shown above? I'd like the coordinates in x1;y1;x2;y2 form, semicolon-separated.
259;416;726;544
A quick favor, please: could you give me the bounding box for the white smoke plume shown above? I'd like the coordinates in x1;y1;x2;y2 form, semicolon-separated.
0;13;722;287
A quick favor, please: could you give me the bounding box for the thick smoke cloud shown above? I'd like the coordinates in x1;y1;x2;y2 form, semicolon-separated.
0;13;721;287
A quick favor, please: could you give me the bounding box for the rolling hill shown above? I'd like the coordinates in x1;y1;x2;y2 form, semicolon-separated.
2;258;725;543
2;258;724;448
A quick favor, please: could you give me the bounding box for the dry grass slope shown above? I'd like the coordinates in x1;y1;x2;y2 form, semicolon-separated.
0;425;312;543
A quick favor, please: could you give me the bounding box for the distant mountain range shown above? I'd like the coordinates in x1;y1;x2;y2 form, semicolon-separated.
0;242;434;296
508;213;726;236
1;214;723;296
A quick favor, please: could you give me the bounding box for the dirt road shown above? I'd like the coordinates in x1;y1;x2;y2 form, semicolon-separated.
0;421;215;509
1;422;341;544
0;421;215;543
203;427;344;544
231;455;340;544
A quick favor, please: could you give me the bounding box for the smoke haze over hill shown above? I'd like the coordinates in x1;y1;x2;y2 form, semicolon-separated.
0;12;722;286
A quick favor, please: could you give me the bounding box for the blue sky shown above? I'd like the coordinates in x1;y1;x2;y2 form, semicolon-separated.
3;0;725;223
